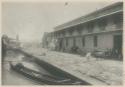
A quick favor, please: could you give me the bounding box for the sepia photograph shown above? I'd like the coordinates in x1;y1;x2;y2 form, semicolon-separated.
1;0;123;85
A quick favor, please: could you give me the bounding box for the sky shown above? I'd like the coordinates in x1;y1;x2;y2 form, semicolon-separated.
2;1;117;42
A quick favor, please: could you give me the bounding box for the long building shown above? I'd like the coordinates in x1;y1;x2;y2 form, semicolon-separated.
46;2;123;58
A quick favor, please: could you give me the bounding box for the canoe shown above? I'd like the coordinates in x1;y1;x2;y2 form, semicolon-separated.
9;62;82;85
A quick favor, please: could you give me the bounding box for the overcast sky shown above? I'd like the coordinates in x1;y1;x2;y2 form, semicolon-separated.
2;1;117;42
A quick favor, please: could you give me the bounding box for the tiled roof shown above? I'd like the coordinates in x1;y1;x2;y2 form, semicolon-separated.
54;2;123;31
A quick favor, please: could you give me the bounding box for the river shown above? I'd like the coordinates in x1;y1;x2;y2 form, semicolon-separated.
2;50;49;85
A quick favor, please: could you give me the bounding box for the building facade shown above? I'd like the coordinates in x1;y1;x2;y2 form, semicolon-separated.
46;2;123;57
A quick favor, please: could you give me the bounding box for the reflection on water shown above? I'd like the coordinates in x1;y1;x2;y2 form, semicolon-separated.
2;50;48;85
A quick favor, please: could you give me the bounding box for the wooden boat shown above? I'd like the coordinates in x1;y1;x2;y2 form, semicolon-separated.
9;62;82;85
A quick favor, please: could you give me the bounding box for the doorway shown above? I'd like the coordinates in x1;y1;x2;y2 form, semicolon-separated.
113;35;122;58
58;39;63;51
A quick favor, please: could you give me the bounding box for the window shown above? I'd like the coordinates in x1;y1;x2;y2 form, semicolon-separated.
77;25;83;34
63;31;66;36
88;23;94;33
98;19;107;30
73;38;76;46
113;15;123;28
66;38;68;46
82;37;85;47
69;29;73;35
78;29;82;34
94;36;97;47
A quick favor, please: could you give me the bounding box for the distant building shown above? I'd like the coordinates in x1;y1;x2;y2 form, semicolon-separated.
2;34;21;49
42;32;52;48
46;2;123;57
8;36;21;49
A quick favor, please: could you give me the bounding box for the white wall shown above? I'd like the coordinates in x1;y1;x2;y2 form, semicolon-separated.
84;35;94;51
98;33;113;51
